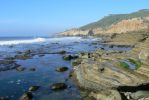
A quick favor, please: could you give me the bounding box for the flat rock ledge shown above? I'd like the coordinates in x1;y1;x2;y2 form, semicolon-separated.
73;38;149;100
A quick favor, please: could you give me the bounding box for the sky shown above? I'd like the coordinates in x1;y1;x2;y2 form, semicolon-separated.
0;0;149;37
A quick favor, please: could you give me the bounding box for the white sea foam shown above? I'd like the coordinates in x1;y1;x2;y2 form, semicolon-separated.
0;36;99;46
0;38;46;45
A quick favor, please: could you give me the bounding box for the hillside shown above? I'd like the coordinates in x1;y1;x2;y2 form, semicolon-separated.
80;9;149;30
60;9;149;36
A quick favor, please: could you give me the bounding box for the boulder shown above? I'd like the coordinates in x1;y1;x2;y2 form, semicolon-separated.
28;86;40;92
56;67;68;72
16;66;25;72
15;54;31;60
72;59;82;66
24;50;32;55
50;83;67;91
0;96;9;100
130;91;149;100
19;92;33;100
29;68;36;71
63;55;78;61
0;60;20;71
68;70;74;78
63;55;72;61
15;50;32;60
57;50;66;54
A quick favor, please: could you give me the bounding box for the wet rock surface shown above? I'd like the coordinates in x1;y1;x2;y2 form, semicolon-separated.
72;59;82;66
0;37;105;100
0;60;20;71
0;96;9;100
15;54;31;60
55;67;68;72
50;83;67;91
0;35;149;100
29;68;36;71
73;37;149;99
16;66;25;72
57;50;66;54
63;55;78;61
28;86;40;92
19;92;33;100
15;50;33;60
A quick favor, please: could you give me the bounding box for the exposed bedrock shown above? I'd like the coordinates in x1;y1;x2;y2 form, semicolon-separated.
75;58;149;90
73;38;149;99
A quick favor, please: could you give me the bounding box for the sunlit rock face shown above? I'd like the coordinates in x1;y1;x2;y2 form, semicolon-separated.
59;29;94;36
74;54;149;91
73;37;149;99
92;17;149;35
60;17;149;36
105;18;148;34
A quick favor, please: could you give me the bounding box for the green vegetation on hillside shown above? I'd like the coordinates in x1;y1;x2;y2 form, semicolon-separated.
80;9;149;30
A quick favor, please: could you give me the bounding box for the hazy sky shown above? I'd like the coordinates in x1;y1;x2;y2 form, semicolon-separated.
0;0;149;36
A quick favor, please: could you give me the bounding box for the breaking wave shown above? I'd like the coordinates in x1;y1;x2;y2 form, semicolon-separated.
0;38;46;45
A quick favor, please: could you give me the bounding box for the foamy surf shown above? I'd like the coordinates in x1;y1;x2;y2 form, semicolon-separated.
0;38;46;45
0;37;99;46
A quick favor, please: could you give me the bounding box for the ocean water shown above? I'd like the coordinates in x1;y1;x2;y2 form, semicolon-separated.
0;36;131;100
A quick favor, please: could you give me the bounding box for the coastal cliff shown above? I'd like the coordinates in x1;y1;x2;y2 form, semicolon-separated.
60;29;94;36
60;17;149;36
57;9;149;100
60;10;149;36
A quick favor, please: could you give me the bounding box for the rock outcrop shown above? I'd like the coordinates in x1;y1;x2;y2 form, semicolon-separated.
73;37;149;99
60;29;94;36
0;60;20;71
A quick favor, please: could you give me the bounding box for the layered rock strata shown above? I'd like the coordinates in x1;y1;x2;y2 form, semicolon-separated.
73;37;149;100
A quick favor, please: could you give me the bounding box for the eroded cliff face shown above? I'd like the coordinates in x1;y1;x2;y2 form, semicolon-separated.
93;17;149;35
60;29;93;36
105;18;148;34
60;17;149;36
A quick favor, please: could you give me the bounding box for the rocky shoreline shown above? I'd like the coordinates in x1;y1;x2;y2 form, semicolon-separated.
0;35;149;100
0;37;100;100
72;32;149;100
0;49;80;100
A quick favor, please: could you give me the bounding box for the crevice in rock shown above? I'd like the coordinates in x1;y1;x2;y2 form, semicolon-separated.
117;83;149;92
